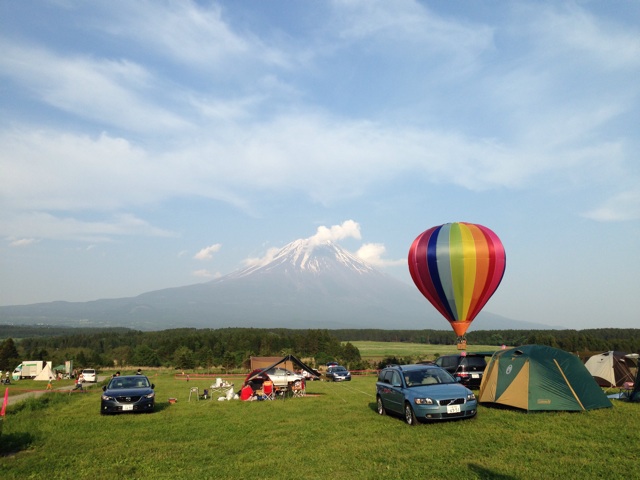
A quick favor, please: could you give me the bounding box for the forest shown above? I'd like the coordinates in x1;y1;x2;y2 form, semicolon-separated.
1;325;638;373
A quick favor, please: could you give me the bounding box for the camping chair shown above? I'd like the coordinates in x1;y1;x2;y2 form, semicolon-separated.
188;386;199;402
263;381;275;400
292;379;305;398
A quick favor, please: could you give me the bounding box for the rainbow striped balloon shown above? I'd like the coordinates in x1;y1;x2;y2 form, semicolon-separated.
408;222;506;338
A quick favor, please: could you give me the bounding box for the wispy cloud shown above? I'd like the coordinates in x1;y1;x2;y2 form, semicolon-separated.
192;269;219;278
8;238;37;247
194;243;222;260
0;211;174;242
583;190;640;222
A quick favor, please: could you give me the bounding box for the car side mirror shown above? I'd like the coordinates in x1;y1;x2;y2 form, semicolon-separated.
102;385;107;391
151;384;155;389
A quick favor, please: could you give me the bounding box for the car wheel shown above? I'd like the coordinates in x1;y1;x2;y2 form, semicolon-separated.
376;396;386;416
404;402;417;426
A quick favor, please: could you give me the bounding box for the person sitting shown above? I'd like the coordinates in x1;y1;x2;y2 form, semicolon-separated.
240;384;255;401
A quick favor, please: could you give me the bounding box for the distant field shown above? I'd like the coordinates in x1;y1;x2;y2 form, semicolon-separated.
349;341;501;361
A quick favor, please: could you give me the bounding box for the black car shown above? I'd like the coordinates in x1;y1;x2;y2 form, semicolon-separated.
325;365;351;382
434;354;487;389
101;375;155;414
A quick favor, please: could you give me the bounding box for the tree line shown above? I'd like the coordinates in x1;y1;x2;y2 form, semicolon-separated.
0;327;363;372
1;325;638;373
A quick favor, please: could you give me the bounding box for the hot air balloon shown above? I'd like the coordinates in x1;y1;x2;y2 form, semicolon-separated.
408;222;506;348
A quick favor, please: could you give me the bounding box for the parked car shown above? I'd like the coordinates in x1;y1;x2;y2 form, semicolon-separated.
82;368;97;383
244;367;303;388
376;364;477;425
434;353;487;389
264;367;303;386
301;368;321;381
100;375;155;414
326;365;351;382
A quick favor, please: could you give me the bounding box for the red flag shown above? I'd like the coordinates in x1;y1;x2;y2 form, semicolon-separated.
1;387;8;417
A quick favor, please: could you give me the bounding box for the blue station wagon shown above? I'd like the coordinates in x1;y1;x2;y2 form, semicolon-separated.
376;364;477;425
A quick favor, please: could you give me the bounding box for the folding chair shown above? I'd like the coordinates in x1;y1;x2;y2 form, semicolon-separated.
263;381;275;400
188;386;199;401
292;379;306;398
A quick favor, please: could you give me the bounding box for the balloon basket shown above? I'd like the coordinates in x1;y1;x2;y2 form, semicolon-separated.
457;340;467;350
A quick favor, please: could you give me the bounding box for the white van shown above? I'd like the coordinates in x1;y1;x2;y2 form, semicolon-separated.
82;368;97;383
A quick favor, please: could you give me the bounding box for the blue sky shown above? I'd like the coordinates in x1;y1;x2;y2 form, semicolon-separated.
1;1;639;329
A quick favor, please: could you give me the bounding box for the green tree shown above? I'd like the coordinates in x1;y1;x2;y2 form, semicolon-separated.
341;342;361;367
174;346;195;370
132;344;161;367
0;337;20;370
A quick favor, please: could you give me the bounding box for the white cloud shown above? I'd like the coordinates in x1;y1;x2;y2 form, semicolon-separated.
97;1;292;70
582;190;640;222
242;221;402;270
194;243;222;260
355;243;404;267
332;0;494;63
529;4;640;70
242;247;280;268
308;220;362;246
0;211;173;242
192;269;218;278
0;43;189;133
8;238;37;247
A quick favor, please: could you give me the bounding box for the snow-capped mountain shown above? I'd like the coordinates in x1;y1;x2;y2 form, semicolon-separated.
231;239;376;279
0;238;549;331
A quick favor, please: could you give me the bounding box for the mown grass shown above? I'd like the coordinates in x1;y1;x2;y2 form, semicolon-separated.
351;341;500;361
1;371;637;480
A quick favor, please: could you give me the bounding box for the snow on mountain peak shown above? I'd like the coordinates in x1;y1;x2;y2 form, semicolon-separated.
230;238;376;279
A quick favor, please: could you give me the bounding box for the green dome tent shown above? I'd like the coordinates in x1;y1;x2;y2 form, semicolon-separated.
479;345;612;412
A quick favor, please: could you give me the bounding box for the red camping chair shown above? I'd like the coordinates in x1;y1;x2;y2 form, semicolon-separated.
292;379;305;398
263;380;275;400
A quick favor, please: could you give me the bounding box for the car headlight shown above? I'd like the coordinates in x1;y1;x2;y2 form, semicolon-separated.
414;398;434;405
144;392;155;399
467;393;476;401
101;395;114;401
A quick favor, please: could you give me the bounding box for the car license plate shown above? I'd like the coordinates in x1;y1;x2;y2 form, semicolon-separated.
122;404;133;411
472;374;479;378
446;404;461;414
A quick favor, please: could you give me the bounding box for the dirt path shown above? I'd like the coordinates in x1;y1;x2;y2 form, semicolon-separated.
2;376;107;407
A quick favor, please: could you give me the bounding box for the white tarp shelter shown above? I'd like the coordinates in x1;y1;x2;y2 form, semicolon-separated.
34;362;54;381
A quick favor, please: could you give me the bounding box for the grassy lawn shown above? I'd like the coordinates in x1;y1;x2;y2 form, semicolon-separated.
350;341;501;362
1;371;637;479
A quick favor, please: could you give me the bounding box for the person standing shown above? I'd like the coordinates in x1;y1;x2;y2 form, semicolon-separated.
72;373;85;392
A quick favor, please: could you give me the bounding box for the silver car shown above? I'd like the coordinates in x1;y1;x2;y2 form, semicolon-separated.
265;367;302;386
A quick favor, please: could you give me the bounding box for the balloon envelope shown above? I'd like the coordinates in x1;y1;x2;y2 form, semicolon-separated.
408;222;506;338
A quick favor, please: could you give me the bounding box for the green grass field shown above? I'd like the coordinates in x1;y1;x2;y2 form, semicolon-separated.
1;368;637;480
349;341;501;361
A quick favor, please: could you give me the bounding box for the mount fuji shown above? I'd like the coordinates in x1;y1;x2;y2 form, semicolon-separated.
0;239;546;331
